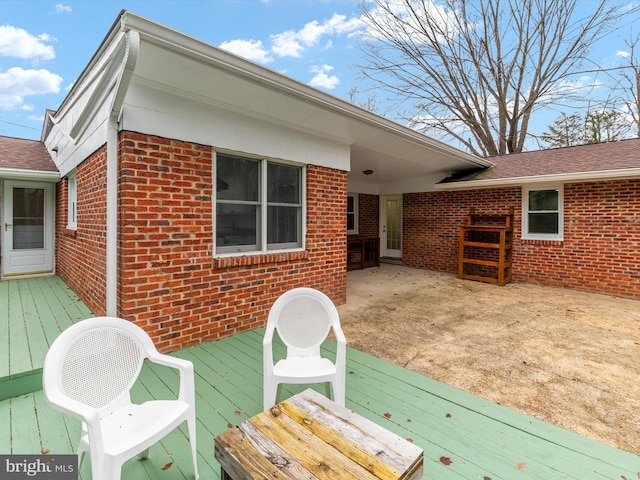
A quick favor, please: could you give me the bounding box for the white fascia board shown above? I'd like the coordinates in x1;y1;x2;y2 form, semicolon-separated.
434;168;640;191
0;168;60;181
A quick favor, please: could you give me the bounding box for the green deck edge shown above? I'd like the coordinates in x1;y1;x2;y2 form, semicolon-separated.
0;369;42;401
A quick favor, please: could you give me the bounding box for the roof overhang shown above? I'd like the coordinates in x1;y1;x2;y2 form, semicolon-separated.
110;11;492;193
435;168;640;190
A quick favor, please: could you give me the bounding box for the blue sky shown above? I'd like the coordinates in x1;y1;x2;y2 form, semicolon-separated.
1;1;638;148
0;0;366;140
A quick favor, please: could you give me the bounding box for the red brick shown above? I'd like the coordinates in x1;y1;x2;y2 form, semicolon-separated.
56;131;347;352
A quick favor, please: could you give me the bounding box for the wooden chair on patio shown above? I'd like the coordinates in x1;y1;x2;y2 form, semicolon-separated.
42;316;199;480
263;287;347;410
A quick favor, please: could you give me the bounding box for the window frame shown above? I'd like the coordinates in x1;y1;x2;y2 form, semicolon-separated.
521;183;564;241
66;170;77;230
214;151;306;256
346;193;358;235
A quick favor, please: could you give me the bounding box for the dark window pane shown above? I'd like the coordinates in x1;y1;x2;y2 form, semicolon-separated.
13;187;45;249
267;163;299;204
529;190;558;211
347;195;354;213
529;213;558;234
267;205;300;245
216;204;259;248
347;214;355;231
216;155;259;201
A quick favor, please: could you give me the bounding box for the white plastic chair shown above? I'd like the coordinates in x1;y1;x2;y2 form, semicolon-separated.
43;316;199;480
263;287;346;410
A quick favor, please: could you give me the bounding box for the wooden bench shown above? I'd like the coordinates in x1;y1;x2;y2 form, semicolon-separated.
215;388;423;479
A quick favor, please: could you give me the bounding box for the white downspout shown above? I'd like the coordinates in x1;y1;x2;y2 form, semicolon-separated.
106;115;119;316
106;27;139;316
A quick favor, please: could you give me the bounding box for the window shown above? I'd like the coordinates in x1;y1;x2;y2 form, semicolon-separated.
215;152;304;254
67;171;77;230
522;184;563;240
347;193;358;234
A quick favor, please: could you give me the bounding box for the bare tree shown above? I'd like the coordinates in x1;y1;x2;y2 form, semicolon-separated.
347;86;380;112
346;86;396;116
610;34;640;138
356;0;639;156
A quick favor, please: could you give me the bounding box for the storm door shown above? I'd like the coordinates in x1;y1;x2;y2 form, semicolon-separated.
2;180;54;276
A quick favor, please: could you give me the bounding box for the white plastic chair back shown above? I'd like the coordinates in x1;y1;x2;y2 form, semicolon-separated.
276;293;333;358
59;326;144;412
43;317;199;480
263;288;346;410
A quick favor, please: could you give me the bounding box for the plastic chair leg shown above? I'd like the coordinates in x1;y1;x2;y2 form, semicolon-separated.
188;415;199;480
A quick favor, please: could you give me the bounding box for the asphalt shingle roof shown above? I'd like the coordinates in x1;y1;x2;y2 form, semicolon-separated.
0;135;57;172
441;137;640;184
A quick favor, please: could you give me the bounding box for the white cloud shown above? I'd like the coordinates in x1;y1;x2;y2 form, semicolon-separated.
219;39;273;64
53;4;72;14
309;64;340;89
329;14;364;35
271;13;363;58
0;67;63;110
361;1;461;44
271;30;305;58
616;50;631;58
0;25;56;61
297;20;327;46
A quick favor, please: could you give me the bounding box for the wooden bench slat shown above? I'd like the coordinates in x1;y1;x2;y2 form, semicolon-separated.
284;390;421;477
215;389;423;480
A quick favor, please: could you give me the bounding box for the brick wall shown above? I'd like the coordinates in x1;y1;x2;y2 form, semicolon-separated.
56;147;108;315
56;131;347;351
402;181;640;299
357;193;379;238
516;180;640;297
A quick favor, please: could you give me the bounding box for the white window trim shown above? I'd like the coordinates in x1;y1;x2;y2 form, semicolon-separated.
522;183;564;241
347;192;358;235
213;151;307;256
67;170;77;230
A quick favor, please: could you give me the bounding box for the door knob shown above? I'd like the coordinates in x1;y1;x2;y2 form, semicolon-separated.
4;223;11;231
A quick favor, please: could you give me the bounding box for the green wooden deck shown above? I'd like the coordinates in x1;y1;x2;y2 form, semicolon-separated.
2;276;639;479
1;276;94;400
2;327;639;479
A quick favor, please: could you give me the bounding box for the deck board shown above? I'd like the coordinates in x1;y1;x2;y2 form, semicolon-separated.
0;281;10;378
2;276;94;399
3;328;638;480
2;276;639;479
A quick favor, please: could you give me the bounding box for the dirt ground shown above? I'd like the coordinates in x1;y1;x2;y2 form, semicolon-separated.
337;264;640;456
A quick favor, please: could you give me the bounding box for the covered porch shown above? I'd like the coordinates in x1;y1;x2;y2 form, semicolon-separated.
1;275;639;479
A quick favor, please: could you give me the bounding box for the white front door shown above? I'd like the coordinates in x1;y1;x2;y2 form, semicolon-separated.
2;180;54;276
380;195;402;258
